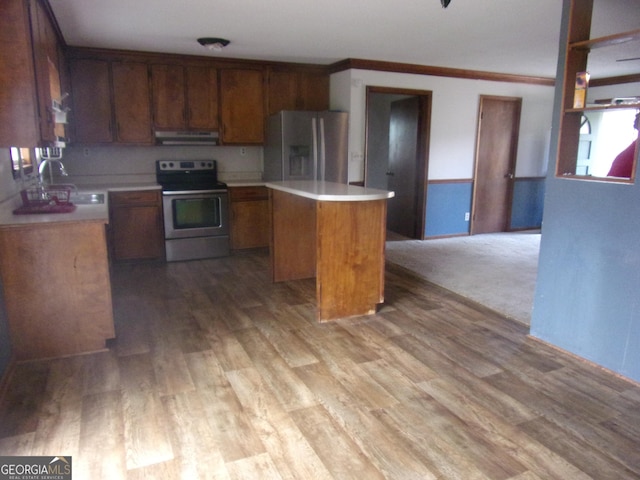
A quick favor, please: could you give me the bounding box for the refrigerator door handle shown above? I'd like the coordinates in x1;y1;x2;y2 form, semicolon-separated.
312;117;319;181
319;117;326;181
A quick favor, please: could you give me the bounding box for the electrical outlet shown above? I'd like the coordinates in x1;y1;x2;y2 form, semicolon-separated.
465;212;470;221
83;148;90;157
240;147;246;156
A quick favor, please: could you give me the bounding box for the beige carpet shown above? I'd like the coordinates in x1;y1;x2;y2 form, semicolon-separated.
385;231;540;325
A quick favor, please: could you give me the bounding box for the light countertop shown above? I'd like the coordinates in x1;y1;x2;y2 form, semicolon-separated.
265;181;394;202
0;183;161;227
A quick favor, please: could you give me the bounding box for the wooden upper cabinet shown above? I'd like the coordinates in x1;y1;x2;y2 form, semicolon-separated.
69;59;112;144
0;0;39;147
186;66;219;130
219;68;265;144
0;0;66;147
151;64;186;130
299;71;329;111
151;64;219;131
268;68;329;115
268;70;300;114
30;0;69;144
111;62;152;144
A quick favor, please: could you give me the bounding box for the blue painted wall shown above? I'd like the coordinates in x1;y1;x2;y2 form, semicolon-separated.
425;178;545;237
425;181;472;237
511;178;545;230
531;0;640;382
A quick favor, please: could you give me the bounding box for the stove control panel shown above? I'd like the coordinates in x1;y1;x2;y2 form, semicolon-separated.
157;160;216;172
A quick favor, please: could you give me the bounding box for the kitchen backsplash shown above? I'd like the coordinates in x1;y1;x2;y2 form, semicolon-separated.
60;145;264;185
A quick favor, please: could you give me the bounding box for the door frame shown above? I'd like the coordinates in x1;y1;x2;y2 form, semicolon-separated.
471;95;521;235
364;86;432;239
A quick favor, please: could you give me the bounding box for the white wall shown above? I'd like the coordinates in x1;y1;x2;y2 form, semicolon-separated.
331;69;556;183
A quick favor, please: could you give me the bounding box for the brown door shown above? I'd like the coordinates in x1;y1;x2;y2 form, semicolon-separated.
364;87;431;239
387;96;421;238
471;96;521;234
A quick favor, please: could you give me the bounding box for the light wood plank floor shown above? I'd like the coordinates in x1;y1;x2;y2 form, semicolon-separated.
1;249;639;479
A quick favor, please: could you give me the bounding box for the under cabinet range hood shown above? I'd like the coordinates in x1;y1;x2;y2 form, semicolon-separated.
154;130;219;146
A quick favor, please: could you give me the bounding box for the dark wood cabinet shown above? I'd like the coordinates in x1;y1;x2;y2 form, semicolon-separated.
69;59;113;143
299;71;329;111
0;0;39;147
111;62;153;144
109;189;165;262
151;64;186;130
0;221;115;360
268;68;329;115
150;64;219;131
229;186;270;249
65;48;330;147
185;65;219;130
268;70;300;114
220;68;265;144
29;0;65;144
0;0;65;147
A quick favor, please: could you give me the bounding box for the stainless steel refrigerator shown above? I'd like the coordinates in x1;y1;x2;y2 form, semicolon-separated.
264;111;349;183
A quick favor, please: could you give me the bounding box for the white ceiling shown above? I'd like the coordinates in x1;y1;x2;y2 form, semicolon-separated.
50;0;640;79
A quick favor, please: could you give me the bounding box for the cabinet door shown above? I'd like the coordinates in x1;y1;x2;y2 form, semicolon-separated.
186;65;219;130
151;64;186;130
267;69;329;115
69;59;113;143
268;70;299;115
229;186;270;249
109;190;165;262
0;0;39;147
29;0;59;144
219;68;265;144
0;222;115;360
112;62;152;143
299;71;329;111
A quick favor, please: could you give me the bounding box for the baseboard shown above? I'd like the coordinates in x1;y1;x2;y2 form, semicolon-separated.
423;233;470;240
527;335;640;388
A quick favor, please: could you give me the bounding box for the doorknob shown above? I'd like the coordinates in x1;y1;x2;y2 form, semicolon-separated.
385;171;395;176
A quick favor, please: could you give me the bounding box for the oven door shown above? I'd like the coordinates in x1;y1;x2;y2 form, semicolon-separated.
162;190;229;240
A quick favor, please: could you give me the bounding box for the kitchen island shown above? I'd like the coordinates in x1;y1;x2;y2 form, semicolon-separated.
266;181;394;322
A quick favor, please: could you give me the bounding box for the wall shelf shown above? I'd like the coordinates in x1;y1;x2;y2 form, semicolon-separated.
569;28;640;50
556;1;639;180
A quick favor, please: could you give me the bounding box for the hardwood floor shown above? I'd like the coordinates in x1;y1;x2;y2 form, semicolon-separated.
1;248;639;479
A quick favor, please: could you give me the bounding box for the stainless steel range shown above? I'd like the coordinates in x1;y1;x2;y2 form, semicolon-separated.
156;160;229;262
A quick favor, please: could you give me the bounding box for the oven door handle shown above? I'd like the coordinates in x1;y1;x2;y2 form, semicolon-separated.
162;189;227;195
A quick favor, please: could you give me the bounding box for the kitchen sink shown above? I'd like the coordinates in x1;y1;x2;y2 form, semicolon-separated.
69;192;105;205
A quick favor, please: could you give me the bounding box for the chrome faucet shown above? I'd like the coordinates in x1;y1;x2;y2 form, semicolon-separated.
38;158;68;185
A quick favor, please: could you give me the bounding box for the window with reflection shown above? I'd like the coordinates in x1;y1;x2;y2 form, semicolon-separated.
574;108;639;179
10;147;35;179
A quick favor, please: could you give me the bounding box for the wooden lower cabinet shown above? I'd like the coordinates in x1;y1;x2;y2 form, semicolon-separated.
109;189;165;262
0;221;115;360
229;186;270;249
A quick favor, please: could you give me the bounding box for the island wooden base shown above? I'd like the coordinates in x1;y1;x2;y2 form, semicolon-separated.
270;189;387;322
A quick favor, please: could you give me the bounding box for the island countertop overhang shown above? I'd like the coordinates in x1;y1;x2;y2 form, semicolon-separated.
265;180;394;202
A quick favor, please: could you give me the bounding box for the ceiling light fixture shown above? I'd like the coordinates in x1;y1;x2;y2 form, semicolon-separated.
441;0;451;7
197;37;230;51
